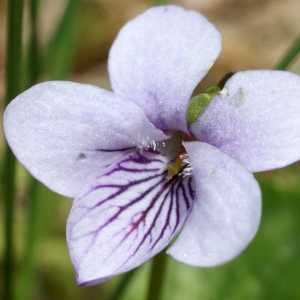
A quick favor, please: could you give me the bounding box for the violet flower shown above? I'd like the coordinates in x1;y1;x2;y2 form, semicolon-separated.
4;5;300;286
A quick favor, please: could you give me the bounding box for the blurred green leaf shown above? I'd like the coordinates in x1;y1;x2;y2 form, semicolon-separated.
44;0;82;80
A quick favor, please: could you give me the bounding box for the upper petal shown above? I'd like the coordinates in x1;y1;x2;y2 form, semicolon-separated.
109;5;222;132
67;145;194;285
3;81;168;197
167;142;261;266
190;70;300;172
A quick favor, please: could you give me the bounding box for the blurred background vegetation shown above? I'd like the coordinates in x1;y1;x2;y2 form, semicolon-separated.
1;0;300;299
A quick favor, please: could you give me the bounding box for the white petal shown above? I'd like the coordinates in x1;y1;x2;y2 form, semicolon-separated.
109;5;221;132
3;81;168;197
167;142;261;266
191;70;300;172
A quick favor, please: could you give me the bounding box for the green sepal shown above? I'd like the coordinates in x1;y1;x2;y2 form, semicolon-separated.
204;85;221;96
186;85;221;126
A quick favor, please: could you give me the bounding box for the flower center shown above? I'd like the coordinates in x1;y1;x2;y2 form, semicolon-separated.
166;133;196;181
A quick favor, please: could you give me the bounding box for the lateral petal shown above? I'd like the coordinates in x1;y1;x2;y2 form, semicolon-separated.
167;142;261;266
190;70;300;172
67;147;195;286
3;81;168;197
109;5;221;132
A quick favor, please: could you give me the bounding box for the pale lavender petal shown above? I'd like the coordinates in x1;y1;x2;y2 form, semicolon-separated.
67;146;195;286
109;5;221;132
3;81;168;197
190;70;300;172
167;142;261;266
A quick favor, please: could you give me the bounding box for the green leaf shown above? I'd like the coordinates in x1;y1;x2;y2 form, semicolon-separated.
44;0;82;80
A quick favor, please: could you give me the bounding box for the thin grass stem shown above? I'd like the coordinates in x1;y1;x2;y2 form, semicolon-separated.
275;34;300;70
3;0;24;299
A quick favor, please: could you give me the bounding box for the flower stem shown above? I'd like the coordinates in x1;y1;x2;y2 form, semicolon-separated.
108;269;137;300
275;34;300;70
3;0;24;299
146;251;167;300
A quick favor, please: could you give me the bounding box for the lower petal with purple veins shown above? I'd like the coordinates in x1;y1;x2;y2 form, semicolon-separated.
67;148;195;286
